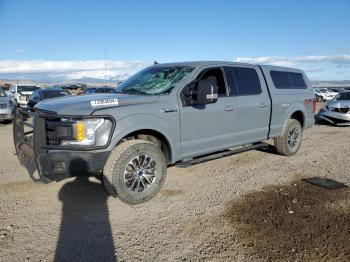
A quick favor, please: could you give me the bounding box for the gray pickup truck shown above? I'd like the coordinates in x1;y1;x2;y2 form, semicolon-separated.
14;61;315;204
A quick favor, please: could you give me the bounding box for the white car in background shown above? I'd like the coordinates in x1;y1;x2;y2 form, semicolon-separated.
0;87;15;122
9;84;40;107
313;88;338;102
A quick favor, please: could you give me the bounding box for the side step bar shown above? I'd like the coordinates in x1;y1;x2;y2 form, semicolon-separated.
175;142;268;168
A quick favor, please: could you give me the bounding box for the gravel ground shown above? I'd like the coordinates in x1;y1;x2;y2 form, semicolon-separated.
0;103;350;261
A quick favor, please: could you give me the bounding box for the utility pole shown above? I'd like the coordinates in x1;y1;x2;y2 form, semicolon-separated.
104;47;107;87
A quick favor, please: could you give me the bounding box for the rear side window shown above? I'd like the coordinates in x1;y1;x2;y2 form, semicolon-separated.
270;71;306;89
224;67;262;96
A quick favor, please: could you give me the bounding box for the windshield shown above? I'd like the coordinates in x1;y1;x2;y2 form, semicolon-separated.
0;89;6;97
17;86;39;92
116;66;194;95
334;92;350;101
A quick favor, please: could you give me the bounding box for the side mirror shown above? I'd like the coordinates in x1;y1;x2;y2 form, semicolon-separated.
196;79;218;105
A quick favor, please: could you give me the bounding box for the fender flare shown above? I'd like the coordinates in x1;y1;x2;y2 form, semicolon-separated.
281;103;306;134
108;115;179;164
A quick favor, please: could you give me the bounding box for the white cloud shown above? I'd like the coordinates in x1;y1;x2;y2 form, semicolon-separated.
235;54;350;66
0;60;148;81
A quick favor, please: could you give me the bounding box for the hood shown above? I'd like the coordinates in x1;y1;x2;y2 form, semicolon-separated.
326;100;350;109
34;93;159;115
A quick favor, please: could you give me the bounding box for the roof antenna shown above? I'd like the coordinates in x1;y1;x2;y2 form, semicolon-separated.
154;61;159;65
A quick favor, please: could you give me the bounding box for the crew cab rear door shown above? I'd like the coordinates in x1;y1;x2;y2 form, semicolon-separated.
223;65;271;143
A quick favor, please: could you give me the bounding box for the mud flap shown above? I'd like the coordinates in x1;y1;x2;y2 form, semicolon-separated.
13;107;50;183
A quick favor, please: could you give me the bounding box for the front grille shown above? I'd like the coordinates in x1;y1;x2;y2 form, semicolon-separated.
0;104;7;109
331;107;350;114
46;117;62;146
45;117;74;147
19;95;28;101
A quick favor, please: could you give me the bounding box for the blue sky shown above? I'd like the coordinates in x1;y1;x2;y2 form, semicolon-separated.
0;0;349;81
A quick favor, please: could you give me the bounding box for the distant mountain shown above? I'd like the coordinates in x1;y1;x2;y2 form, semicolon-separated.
1;74;350;89
311;80;350;88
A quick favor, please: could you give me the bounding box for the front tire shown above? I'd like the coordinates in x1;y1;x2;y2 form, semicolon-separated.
103;140;167;205
274;119;303;156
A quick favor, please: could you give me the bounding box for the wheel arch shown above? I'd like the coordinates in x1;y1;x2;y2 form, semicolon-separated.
111;128;175;164
290;110;305;128
280;106;306;136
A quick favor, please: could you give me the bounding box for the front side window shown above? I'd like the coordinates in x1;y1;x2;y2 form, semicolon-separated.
197;68;228;96
116;66;194;95
270;71;306;89
224;67;262;96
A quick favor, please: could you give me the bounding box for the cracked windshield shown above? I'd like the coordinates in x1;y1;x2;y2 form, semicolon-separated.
116;66;194;95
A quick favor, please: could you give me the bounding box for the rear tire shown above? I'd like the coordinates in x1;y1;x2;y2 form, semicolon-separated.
103;140;167;205
274;119;303;156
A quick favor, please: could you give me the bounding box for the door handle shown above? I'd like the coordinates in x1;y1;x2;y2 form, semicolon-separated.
225;106;235;112
260;103;268;108
161;107;177;113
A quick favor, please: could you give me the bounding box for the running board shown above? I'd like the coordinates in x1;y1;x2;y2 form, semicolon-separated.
175;142;268;168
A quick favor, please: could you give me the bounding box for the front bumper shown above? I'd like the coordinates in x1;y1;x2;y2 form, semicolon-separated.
17;99;28;107
0;108;14;120
13;108;112;183
318;108;350;126
37;150;110;182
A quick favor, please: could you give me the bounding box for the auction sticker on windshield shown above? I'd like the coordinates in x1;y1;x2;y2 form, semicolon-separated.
90;98;119;107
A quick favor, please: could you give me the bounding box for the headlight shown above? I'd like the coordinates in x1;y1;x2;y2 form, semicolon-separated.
61;118;113;147
19;95;26;101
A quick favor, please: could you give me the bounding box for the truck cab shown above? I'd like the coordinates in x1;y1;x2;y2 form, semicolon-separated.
13;61;315;205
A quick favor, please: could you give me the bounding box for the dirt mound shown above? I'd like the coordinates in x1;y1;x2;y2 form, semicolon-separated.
224;179;350;261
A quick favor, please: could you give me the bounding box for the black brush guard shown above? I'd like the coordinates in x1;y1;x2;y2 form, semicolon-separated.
13;107;50;183
13;108;112;183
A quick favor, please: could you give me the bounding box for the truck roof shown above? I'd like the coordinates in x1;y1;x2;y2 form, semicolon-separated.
153;61;304;73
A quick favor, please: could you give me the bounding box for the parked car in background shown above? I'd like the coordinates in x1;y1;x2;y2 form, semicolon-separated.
328;88;343;93
45;85;64;90
84;86;116;94
317;91;350;126
0;87;15;122
27;89;70;108
313;88;338;101
9;84;40;107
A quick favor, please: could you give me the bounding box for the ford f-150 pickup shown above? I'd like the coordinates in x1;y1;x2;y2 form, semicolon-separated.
13;61;315;204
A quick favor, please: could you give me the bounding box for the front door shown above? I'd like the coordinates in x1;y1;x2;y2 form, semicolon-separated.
179;67;237;159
